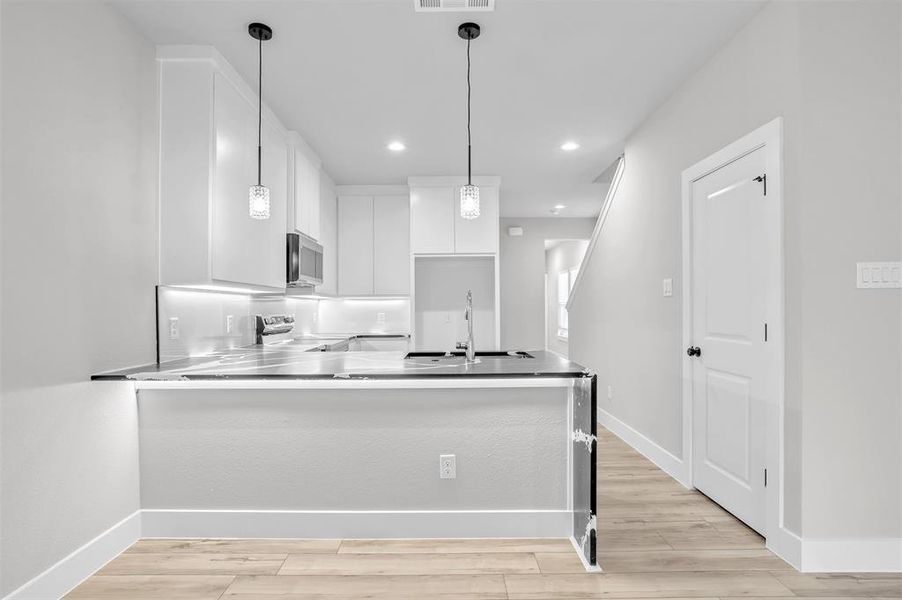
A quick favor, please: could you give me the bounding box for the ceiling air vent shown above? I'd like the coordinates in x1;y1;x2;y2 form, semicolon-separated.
415;0;494;12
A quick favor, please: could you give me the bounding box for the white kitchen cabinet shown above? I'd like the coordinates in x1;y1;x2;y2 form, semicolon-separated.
158;48;288;292
317;171;338;296
290;133;322;241
408;177;500;255
374;196;410;295
338;196;374;296
337;193;410;296
211;80;288;289
410;186;455;254
453;185;499;254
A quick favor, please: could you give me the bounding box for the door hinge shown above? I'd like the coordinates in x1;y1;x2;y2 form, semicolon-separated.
753;174;767;196
764;468;768;487
764;322;768;342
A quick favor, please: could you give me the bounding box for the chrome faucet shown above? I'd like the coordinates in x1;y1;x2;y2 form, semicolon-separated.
456;289;476;361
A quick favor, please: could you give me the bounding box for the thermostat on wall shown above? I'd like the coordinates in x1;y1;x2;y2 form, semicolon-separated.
507;226;524;237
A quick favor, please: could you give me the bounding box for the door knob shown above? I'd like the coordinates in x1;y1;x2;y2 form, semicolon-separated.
686;346;702;357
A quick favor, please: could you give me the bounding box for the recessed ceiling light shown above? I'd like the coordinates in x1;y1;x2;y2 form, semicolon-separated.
560;141;580;151
387;141;406;152
554;204;566;210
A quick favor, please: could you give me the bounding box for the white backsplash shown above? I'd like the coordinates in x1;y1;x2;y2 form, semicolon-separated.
157;286;410;361
317;298;410;335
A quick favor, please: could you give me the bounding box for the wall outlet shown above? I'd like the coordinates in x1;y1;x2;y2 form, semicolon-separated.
439;454;456;479
607;385;613;401
662;278;673;297
168;317;180;340
377;312;386;326
225;315;234;334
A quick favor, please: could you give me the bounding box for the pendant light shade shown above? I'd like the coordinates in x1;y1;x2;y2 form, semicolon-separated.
249;184;270;219
459;22;481;220
248;22;273;220
460;184;479;220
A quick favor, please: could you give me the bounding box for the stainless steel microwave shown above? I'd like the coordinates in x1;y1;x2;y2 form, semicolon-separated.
287;233;323;288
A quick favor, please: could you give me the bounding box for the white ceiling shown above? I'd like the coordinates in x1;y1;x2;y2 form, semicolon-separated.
112;0;764;217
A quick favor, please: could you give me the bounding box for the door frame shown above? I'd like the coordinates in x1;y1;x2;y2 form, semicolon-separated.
680;118;791;560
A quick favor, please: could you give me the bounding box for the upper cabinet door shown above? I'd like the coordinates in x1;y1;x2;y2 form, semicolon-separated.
410;186;455;254
454;185;498;254
259;117;289;287
374;195;410;295
317;173;338;296
210;72;286;290
337;196;374;296
293;149;321;240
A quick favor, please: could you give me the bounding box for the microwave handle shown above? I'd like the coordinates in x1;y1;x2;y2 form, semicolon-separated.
286;234;300;283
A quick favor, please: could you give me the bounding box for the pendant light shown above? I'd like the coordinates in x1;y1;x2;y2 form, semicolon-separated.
458;22;481;220
248;22;273;220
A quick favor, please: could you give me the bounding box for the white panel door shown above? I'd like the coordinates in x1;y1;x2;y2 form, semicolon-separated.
690;147;768;534
410;187;454;254
338;195;374;296
454;185;498;253
373;195;410;295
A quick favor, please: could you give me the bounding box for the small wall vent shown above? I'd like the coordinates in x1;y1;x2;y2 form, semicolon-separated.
415;0;494;12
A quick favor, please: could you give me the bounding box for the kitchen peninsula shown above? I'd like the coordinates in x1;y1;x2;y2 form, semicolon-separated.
93;349;598;569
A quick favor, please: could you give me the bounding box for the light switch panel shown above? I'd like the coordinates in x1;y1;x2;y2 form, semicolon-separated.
857;262;902;289
662;278;673;297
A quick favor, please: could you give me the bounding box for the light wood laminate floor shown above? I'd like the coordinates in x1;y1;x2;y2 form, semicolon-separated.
65;428;902;599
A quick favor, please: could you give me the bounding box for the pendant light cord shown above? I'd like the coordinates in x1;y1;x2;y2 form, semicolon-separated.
257;37;263;186
467;37;472;186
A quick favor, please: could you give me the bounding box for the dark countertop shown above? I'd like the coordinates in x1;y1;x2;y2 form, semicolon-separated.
92;345;589;381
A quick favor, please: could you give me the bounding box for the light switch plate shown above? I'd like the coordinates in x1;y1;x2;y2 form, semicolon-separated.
168;317;180;340
857;262;902;289
225;315;234;334
662;278;673;297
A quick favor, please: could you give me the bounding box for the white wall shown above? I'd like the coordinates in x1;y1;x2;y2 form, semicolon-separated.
545;241;589;358
0;2;157;595
570;0;901;543
414;256;495;351
138;387;567;511
500;218;595;351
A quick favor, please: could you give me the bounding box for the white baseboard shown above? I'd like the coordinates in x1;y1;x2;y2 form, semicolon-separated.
569;536;602;573
4;510;898;600
2;511;141;600
598;408;691;487
142;509;572;539
2;508;573;599
767;526;802;571
801;537;902;572
597;413;900;573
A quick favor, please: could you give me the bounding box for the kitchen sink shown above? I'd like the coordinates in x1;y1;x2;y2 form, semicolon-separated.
404;351;534;359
